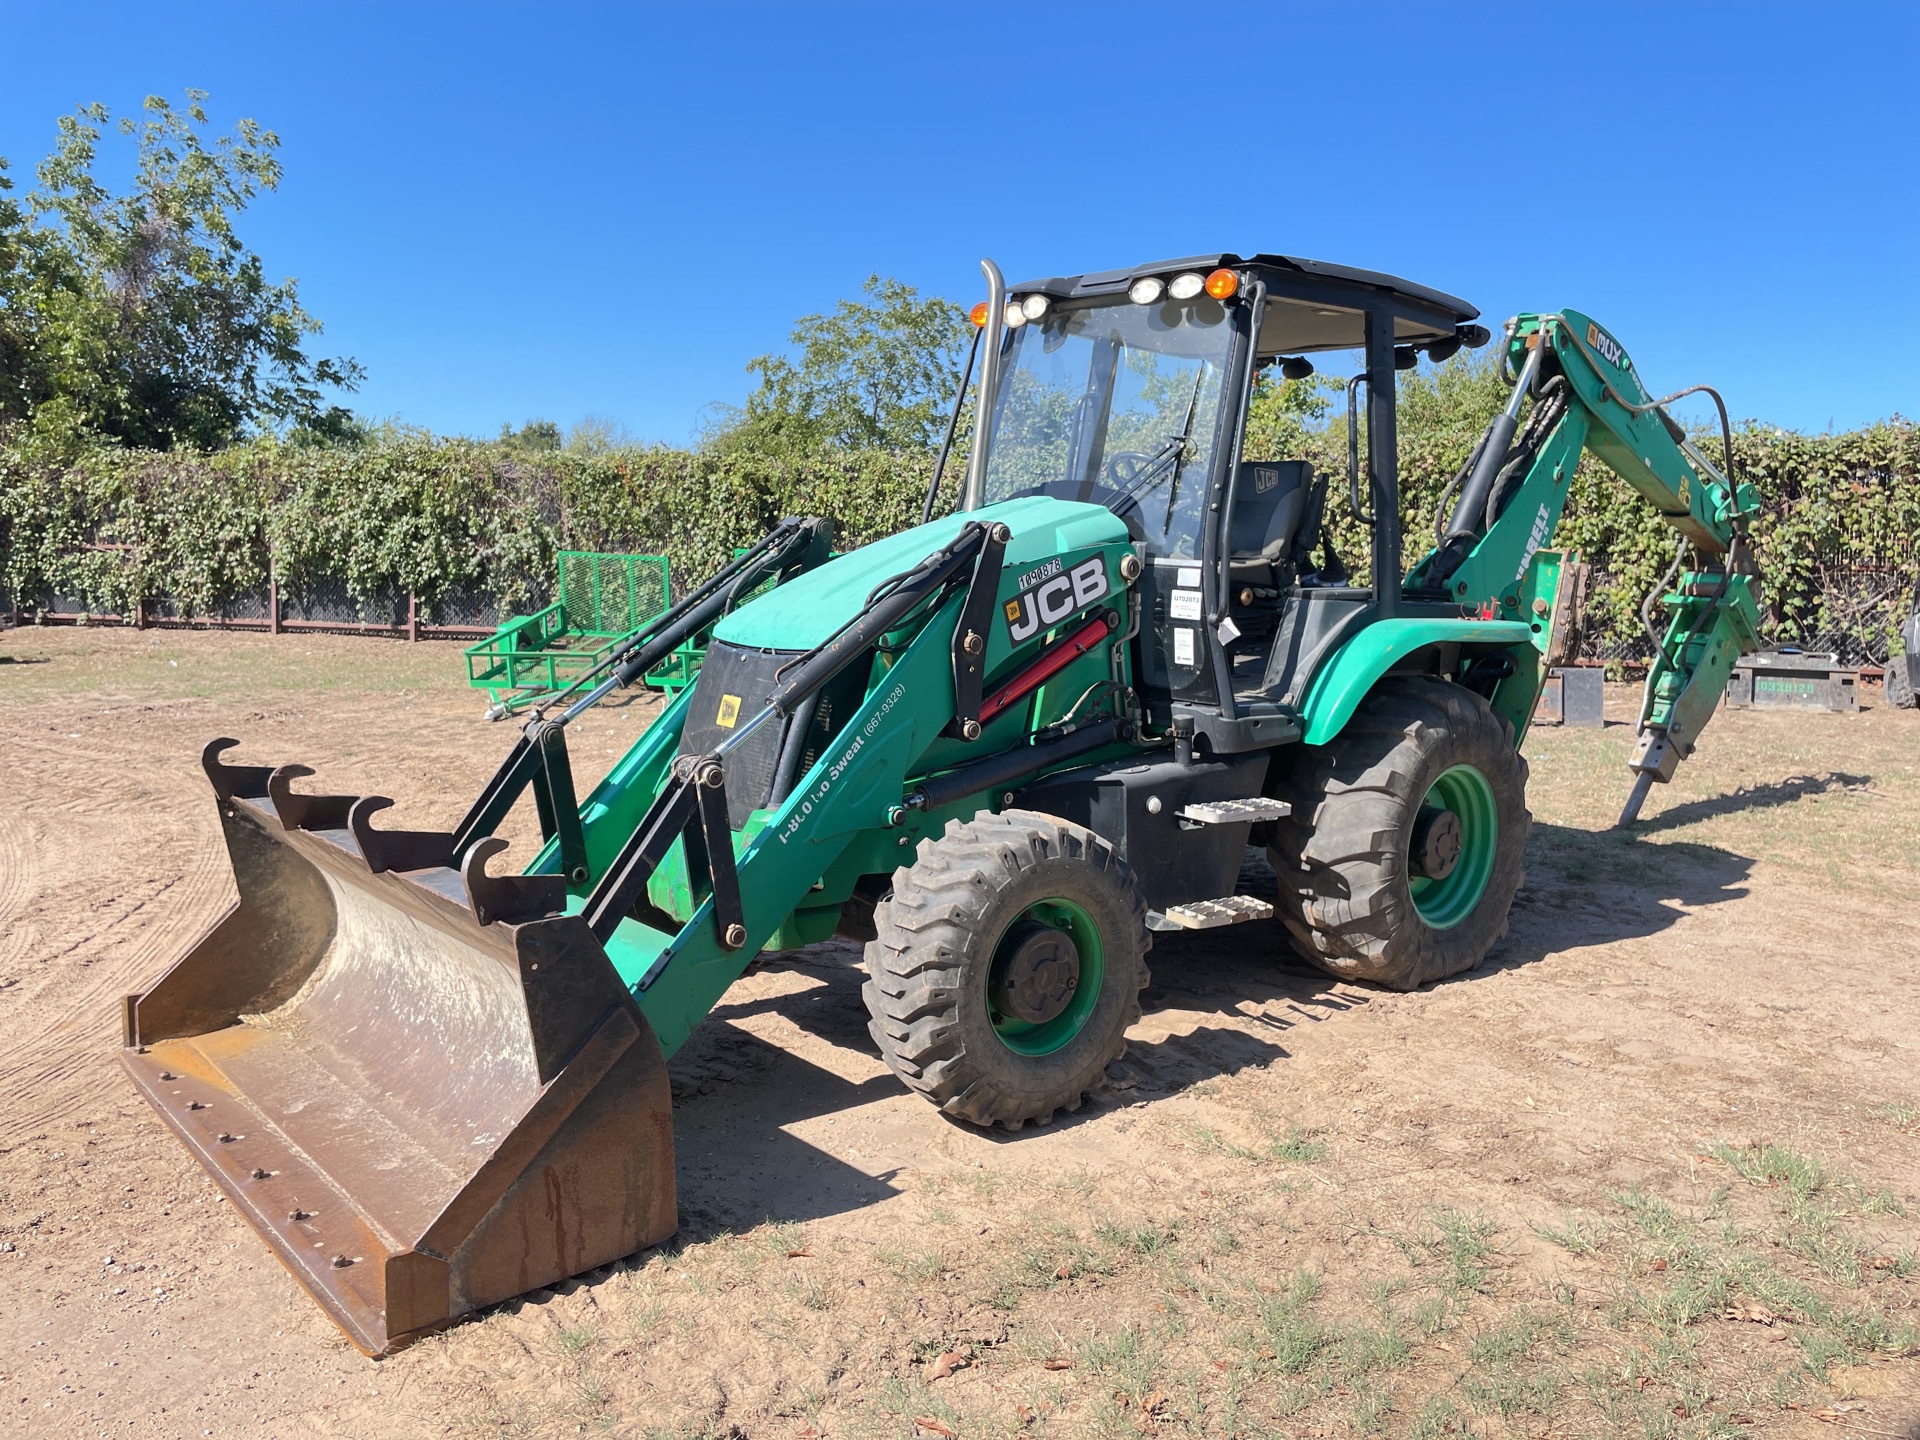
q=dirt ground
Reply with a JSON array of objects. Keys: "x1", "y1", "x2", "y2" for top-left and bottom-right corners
[{"x1": 2, "y1": 626, "x2": 1917, "y2": 1440}]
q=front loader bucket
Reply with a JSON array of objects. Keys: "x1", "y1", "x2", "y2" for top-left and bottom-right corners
[{"x1": 120, "y1": 740, "x2": 677, "y2": 1355}]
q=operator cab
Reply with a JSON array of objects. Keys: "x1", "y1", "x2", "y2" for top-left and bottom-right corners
[{"x1": 965, "y1": 251, "x2": 1487, "y2": 755}]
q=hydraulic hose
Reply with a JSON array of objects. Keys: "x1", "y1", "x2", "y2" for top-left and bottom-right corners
[
  {"x1": 1449, "y1": 345, "x2": 1541, "y2": 540},
  {"x1": 1426, "y1": 345, "x2": 1541, "y2": 585},
  {"x1": 1556, "y1": 320, "x2": 1740, "y2": 499}
]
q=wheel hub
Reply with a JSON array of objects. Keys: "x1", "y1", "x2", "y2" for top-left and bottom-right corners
[
  {"x1": 1411, "y1": 805, "x2": 1463, "y2": 880},
  {"x1": 991, "y1": 921, "x2": 1081, "y2": 1025}
]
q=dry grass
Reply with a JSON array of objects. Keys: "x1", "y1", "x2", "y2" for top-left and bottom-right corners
[
  {"x1": 431, "y1": 1133, "x2": 1918, "y2": 1439},
  {"x1": 6, "y1": 626, "x2": 1917, "y2": 1439}
]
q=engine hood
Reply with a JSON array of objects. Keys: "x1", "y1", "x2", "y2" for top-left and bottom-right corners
[{"x1": 713, "y1": 496, "x2": 1130, "y2": 651}]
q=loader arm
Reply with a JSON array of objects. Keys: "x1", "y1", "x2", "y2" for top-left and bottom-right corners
[{"x1": 1406, "y1": 309, "x2": 1763, "y2": 823}]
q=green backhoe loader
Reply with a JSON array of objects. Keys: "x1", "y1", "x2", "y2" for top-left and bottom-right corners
[{"x1": 121, "y1": 252, "x2": 1764, "y2": 1354}]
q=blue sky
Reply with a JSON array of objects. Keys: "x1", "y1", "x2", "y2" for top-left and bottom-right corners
[{"x1": 2, "y1": 2, "x2": 1915, "y2": 442}]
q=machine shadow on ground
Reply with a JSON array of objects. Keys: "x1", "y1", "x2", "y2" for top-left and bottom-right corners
[
  {"x1": 1629, "y1": 769, "x2": 1872, "y2": 833},
  {"x1": 1482, "y1": 820, "x2": 1754, "y2": 972},
  {"x1": 653, "y1": 820, "x2": 1757, "y2": 1240}
]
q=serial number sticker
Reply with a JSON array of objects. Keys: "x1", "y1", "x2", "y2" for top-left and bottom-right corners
[
  {"x1": 1177, "y1": 567, "x2": 1202, "y2": 588},
  {"x1": 1014, "y1": 558, "x2": 1063, "y2": 592},
  {"x1": 1169, "y1": 589, "x2": 1203, "y2": 621},
  {"x1": 715, "y1": 694, "x2": 742, "y2": 728},
  {"x1": 1172, "y1": 627, "x2": 1196, "y2": 667}
]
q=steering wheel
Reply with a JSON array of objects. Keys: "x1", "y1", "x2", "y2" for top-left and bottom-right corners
[{"x1": 1104, "y1": 451, "x2": 1161, "y2": 488}]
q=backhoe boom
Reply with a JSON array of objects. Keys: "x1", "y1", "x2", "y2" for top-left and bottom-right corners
[{"x1": 1409, "y1": 310, "x2": 1763, "y2": 822}]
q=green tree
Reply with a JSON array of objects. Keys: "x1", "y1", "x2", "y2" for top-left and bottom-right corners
[
  {"x1": 0, "y1": 91, "x2": 361, "y2": 451},
  {"x1": 1241, "y1": 366, "x2": 1337, "y2": 462},
  {"x1": 498, "y1": 419, "x2": 563, "y2": 456},
  {"x1": 711, "y1": 274, "x2": 970, "y2": 455}
]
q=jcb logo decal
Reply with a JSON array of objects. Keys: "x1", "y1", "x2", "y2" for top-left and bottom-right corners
[
  {"x1": 715, "y1": 693, "x2": 741, "y2": 729},
  {"x1": 1005, "y1": 556, "x2": 1109, "y2": 644},
  {"x1": 1586, "y1": 321, "x2": 1627, "y2": 370}
]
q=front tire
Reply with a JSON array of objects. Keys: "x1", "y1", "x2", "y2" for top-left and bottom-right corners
[
  {"x1": 862, "y1": 810, "x2": 1151, "y2": 1130},
  {"x1": 1269, "y1": 677, "x2": 1530, "y2": 990},
  {"x1": 1887, "y1": 654, "x2": 1917, "y2": 710}
]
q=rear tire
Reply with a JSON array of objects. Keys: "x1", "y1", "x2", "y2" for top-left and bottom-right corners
[
  {"x1": 862, "y1": 809, "x2": 1151, "y2": 1130},
  {"x1": 1887, "y1": 654, "x2": 1917, "y2": 710},
  {"x1": 1269, "y1": 676, "x2": 1530, "y2": 990}
]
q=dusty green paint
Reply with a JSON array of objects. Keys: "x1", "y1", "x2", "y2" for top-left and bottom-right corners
[
  {"x1": 1298, "y1": 618, "x2": 1536, "y2": 746},
  {"x1": 716, "y1": 495, "x2": 1128, "y2": 655}
]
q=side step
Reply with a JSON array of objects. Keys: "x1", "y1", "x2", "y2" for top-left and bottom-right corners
[
  {"x1": 1177, "y1": 798, "x2": 1290, "y2": 825},
  {"x1": 1146, "y1": 895, "x2": 1275, "y2": 931}
]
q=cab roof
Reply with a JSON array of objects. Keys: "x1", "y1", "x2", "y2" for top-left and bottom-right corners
[
  {"x1": 1006, "y1": 252, "x2": 1480, "y2": 355},
  {"x1": 1009, "y1": 252, "x2": 1477, "y2": 319}
]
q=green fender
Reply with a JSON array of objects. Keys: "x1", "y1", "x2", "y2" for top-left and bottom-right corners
[{"x1": 1298, "y1": 618, "x2": 1538, "y2": 746}]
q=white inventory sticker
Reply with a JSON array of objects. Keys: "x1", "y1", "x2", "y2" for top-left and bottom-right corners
[
  {"x1": 1177, "y1": 567, "x2": 1202, "y2": 588},
  {"x1": 1172, "y1": 627, "x2": 1196, "y2": 667},
  {"x1": 1169, "y1": 589, "x2": 1203, "y2": 621}
]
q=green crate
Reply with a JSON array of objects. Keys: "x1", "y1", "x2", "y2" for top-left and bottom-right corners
[
  {"x1": 465, "y1": 552, "x2": 695, "y2": 715},
  {"x1": 558, "y1": 552, "x2": 670, "y2": 637}
]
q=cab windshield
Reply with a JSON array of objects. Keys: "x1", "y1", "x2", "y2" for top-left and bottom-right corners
[{"x1": 978, "y1": 295, "x2": 1235, "y2": 560}]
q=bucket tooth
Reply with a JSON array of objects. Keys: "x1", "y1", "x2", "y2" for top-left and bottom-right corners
[
  {"x1": 121, "y1": 739, "x2": 678, "y2": 1355},
  {"x1": 349, "y1": 796, "x2": 456, "y2": 875},
  {"x1": 202, "y1": 737, "x2": 275, "y2": 801},
  {"x1": 462, "y1": 835, "x2": 568, "y2": 926},
  {"x1": 267, "y1": 763, "x2": 359, "y2": 832}
]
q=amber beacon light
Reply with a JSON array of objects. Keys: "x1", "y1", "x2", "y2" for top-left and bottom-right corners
[{"x1": 1205, "y1": 268, "x2": 1240, "y2": 300}]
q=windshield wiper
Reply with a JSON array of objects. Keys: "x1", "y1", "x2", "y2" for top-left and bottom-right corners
[
  {"x1": 1105, "y1": 369, "x2": 1207, "y2": 522},
  {"x1": 1159, "y1": 370, "x2": 1207, "y2": 535}
]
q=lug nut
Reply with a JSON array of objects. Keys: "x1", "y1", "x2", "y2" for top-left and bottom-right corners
[
  {"x1": 723, "y1": 923, "x2": 747, "y2": 950},
  {"x1": 960, "y1": 719, "x2": 981, "y2": 740}
]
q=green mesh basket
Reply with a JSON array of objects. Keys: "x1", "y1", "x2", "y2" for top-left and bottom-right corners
[
  {"x1": 558, "y1": 552, "x2": 671, "y2": 637},
  {"x1": 465, "y1": 551, "x2": 689, "y2": 714}
]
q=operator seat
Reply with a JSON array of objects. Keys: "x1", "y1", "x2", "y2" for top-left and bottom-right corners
[{"x1": 1228, "y1": 461, "x2": 1312, "y2": 591}]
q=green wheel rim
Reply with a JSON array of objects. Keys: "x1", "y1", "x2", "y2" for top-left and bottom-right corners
[
  {"x1": 986, "y1": 898, "x2": 1104, "y2": 1056},
  {"x1": 1409, "y1": 764, "x2": 1498, "y2": 930}
]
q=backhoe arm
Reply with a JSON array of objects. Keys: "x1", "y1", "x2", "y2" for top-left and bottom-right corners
[{"x1": 1408, "y1": 309, "x2": 1763, "y2": 824}]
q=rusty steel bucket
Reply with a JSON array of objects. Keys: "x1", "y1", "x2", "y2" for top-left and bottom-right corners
[{"x1": 120, "y1": 740, "x2": 677, "y2": 1355}]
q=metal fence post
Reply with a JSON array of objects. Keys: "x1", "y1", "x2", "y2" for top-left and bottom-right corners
[
  {"x1": 269, "y1": 552, "x2": 282, "y2": 635},
  {"x1": 407, "y1": 593, "x2": 419, "y2": 643}
]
